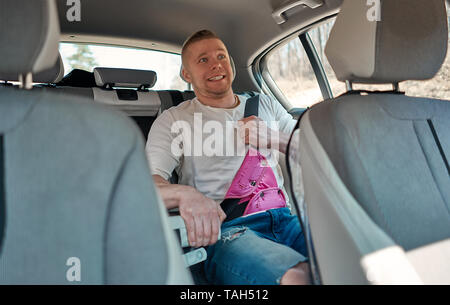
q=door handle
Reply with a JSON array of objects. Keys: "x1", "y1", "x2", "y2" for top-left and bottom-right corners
[{"x1": 272, "y1": 0, "x2": 324, "y2": 24}]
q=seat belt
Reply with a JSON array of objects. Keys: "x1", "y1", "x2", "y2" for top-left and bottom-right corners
[
  {"x1": 243, "y1": 94, "x2": 260, "y2": 118},
  {"x1": 220, "y1": 95, "x2": 260, "y2": 222}
]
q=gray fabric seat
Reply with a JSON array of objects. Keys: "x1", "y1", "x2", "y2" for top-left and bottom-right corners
[
  {"x1": 0, "y1": 0, "x2": 191, "y2": 284},
  {"x1": 309, "y1": 94, "x2": 450, "y2": 250},
  {"x1": 292, "y1": 0, "x2": 450, "y2": 284},
  {"x1": 0, "y1": 53, "x2": 65, "y2": 84}
]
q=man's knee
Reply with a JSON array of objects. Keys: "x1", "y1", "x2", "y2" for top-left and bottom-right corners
[{"x1": 280, "y1": 262, "x2": 310, "y2": 285}]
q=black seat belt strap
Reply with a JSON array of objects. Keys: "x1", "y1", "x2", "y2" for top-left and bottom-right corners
[{"x1": 243, "y1": 94, "x2": 260, "y2": 118}]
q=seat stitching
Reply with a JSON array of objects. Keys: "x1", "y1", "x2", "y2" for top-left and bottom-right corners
[{"x1": 412, "y1": 120, "x2": 450, "y2": 215}]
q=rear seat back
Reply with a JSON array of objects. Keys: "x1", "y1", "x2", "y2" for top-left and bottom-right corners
[
  {"x1": 44, "y1": 67, "x2": 195, "y2": 139},
  {"x1": 158, "y1": 90, "x2": 195, "y2": 113}
]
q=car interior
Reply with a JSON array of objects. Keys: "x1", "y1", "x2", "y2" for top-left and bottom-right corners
[{"x1": 0, "y1": 0, "x2": 449, "y2": 285}]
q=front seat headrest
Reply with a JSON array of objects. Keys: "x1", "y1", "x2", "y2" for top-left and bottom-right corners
[
  {"x1": 0, "y1": 0, "x2": 60, "y2": 87},
  {"x1": 0, "y1": 53, "x2": 65, "y2": 84},
  {"x1": 179, "y1": 56, "x2": 236, "y2": 83},
  {"x1": 325, "y1": 0, "x2": 448, "y2": 84}
]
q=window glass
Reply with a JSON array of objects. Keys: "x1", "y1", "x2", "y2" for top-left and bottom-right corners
[
  {"x1": 59, "y1": 43, "x2": 188, "y2": 90},
  {"x1": 267, "y1": 37, "x2": 322, "y2": 108}
]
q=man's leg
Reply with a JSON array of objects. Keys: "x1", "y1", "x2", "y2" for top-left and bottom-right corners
[
  {"x1": 280, "y1": 262, "x2": 311, "y2": 285},
  {"x1": 270, "y1": 208, "x2": 311, "y2": 284},
  {"x1": 204, "y1": 225, "x2": 308, "y2": 285}
]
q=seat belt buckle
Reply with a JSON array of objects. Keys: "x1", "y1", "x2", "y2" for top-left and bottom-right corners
[
  {"x1": 183, "y1": 248, "x2": 207, "y2": 267},
  {"x1": 168, "y1": 212, "x2": 220, "y2": 267}
]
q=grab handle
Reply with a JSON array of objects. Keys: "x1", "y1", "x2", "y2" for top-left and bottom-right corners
[{"x1": 272, "y1": 0, "x2": 324, "y2": 24}]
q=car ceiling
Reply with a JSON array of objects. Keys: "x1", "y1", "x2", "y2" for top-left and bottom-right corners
[{"x1": 56, "y1": 0, "x2": 341, "y2": 76}]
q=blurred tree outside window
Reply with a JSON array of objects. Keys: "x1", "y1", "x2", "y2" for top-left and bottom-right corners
[
  {"x1": 267, "y1": 37, "x2": 323, "y2": 108},
  {"x1": 66, "y1": 45, "x2": 98, "y2": 72}
]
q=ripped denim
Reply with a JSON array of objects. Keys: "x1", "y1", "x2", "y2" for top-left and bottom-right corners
[{"x1": 204, "y1": 207, "x2": 308, "y2": 285}]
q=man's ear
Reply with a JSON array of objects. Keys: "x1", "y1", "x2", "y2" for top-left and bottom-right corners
[{"x1": 181, "y1": 67, "x2": 192, "y2": 83}]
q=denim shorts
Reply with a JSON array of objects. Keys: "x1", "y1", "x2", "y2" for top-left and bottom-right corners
[{"x1": 204, "y1": 207, "x2": 308, "y2": 285}]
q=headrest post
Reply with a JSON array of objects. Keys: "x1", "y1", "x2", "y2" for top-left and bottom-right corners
[
  {"x1": 345, "y1": 80, "x2": 353, "y2": 92},
  {"x1": 392, "y1": 82, "x2": 400, "y2": 92},
  {"x1": 18, "y1": 73, "x2": 33, "y2": 90}
]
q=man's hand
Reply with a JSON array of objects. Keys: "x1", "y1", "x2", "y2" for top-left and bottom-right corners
[
  {"x1": 178, "y1": 188, "x2": 227, "y2": 248},
  {"x1": 153, "y1": 175, "x2": 226, "y2": 247},
  {"x1": 238, "y1": 115, "x2": 269, "y2": 149},
  {"x1": 237, "y1": 115, "x2": 291, "y2": 153}
]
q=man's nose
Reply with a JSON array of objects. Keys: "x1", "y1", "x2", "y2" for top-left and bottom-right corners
[{"x1": 211, "y1": 59, "x2": 223, "y2": 70}]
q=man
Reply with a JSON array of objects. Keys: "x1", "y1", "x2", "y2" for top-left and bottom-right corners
[{"x1": 146, "y1": 30, "x2": 309, "y2": 285}]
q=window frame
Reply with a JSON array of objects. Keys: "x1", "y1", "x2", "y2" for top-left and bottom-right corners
[{"x1": 253, "y1": 15, "x2": 337, "y2": 112}]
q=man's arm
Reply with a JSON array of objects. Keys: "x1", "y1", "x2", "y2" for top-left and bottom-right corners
[
  {"x1": 237, "y1": 95, "x2": 297, "y2": 153},
  {"x1": 153, "y1": 174, "x2": 192, "y2": 210},
  {"x1": 147, "y1": 111, "x2": 225, "y2": 247},
  {"x1": 153, "y1": 174, "x2": 226, "y2": 247},
  {"x1": 269, "y1": 129, "x2": 292, "y2": 154}
]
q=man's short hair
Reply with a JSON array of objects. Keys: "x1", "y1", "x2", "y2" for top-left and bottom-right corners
[{"x1": 181, "y1": 29, "x2": 220, "y2": 62}]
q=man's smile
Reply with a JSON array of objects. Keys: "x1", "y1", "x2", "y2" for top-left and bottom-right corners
[{"x1": 207, "y1": 75, "x2": 226, "y2": 81}]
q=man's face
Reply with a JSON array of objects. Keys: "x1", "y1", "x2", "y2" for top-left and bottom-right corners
[{"x1": 182, "y1": 38, "x2": 233, "y2": 98}]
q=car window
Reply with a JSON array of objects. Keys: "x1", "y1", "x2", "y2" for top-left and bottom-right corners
[
  {"x1": 267, "y1": 6, "x2": 450, "y2": 107},
  {"x1": 59, "y1": 43, "x2": 188, "y2": 90},
  {"x1": 311, "y1": 8, "x2": 450, "y2": 100},
  {"x1": 266, "y1": 37, "x2": 323, "y2": 109}
]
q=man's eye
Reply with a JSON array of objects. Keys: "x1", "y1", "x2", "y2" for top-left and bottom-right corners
[{"x1": 199, "y1": 58, "x2": 207, "y2": 63}]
